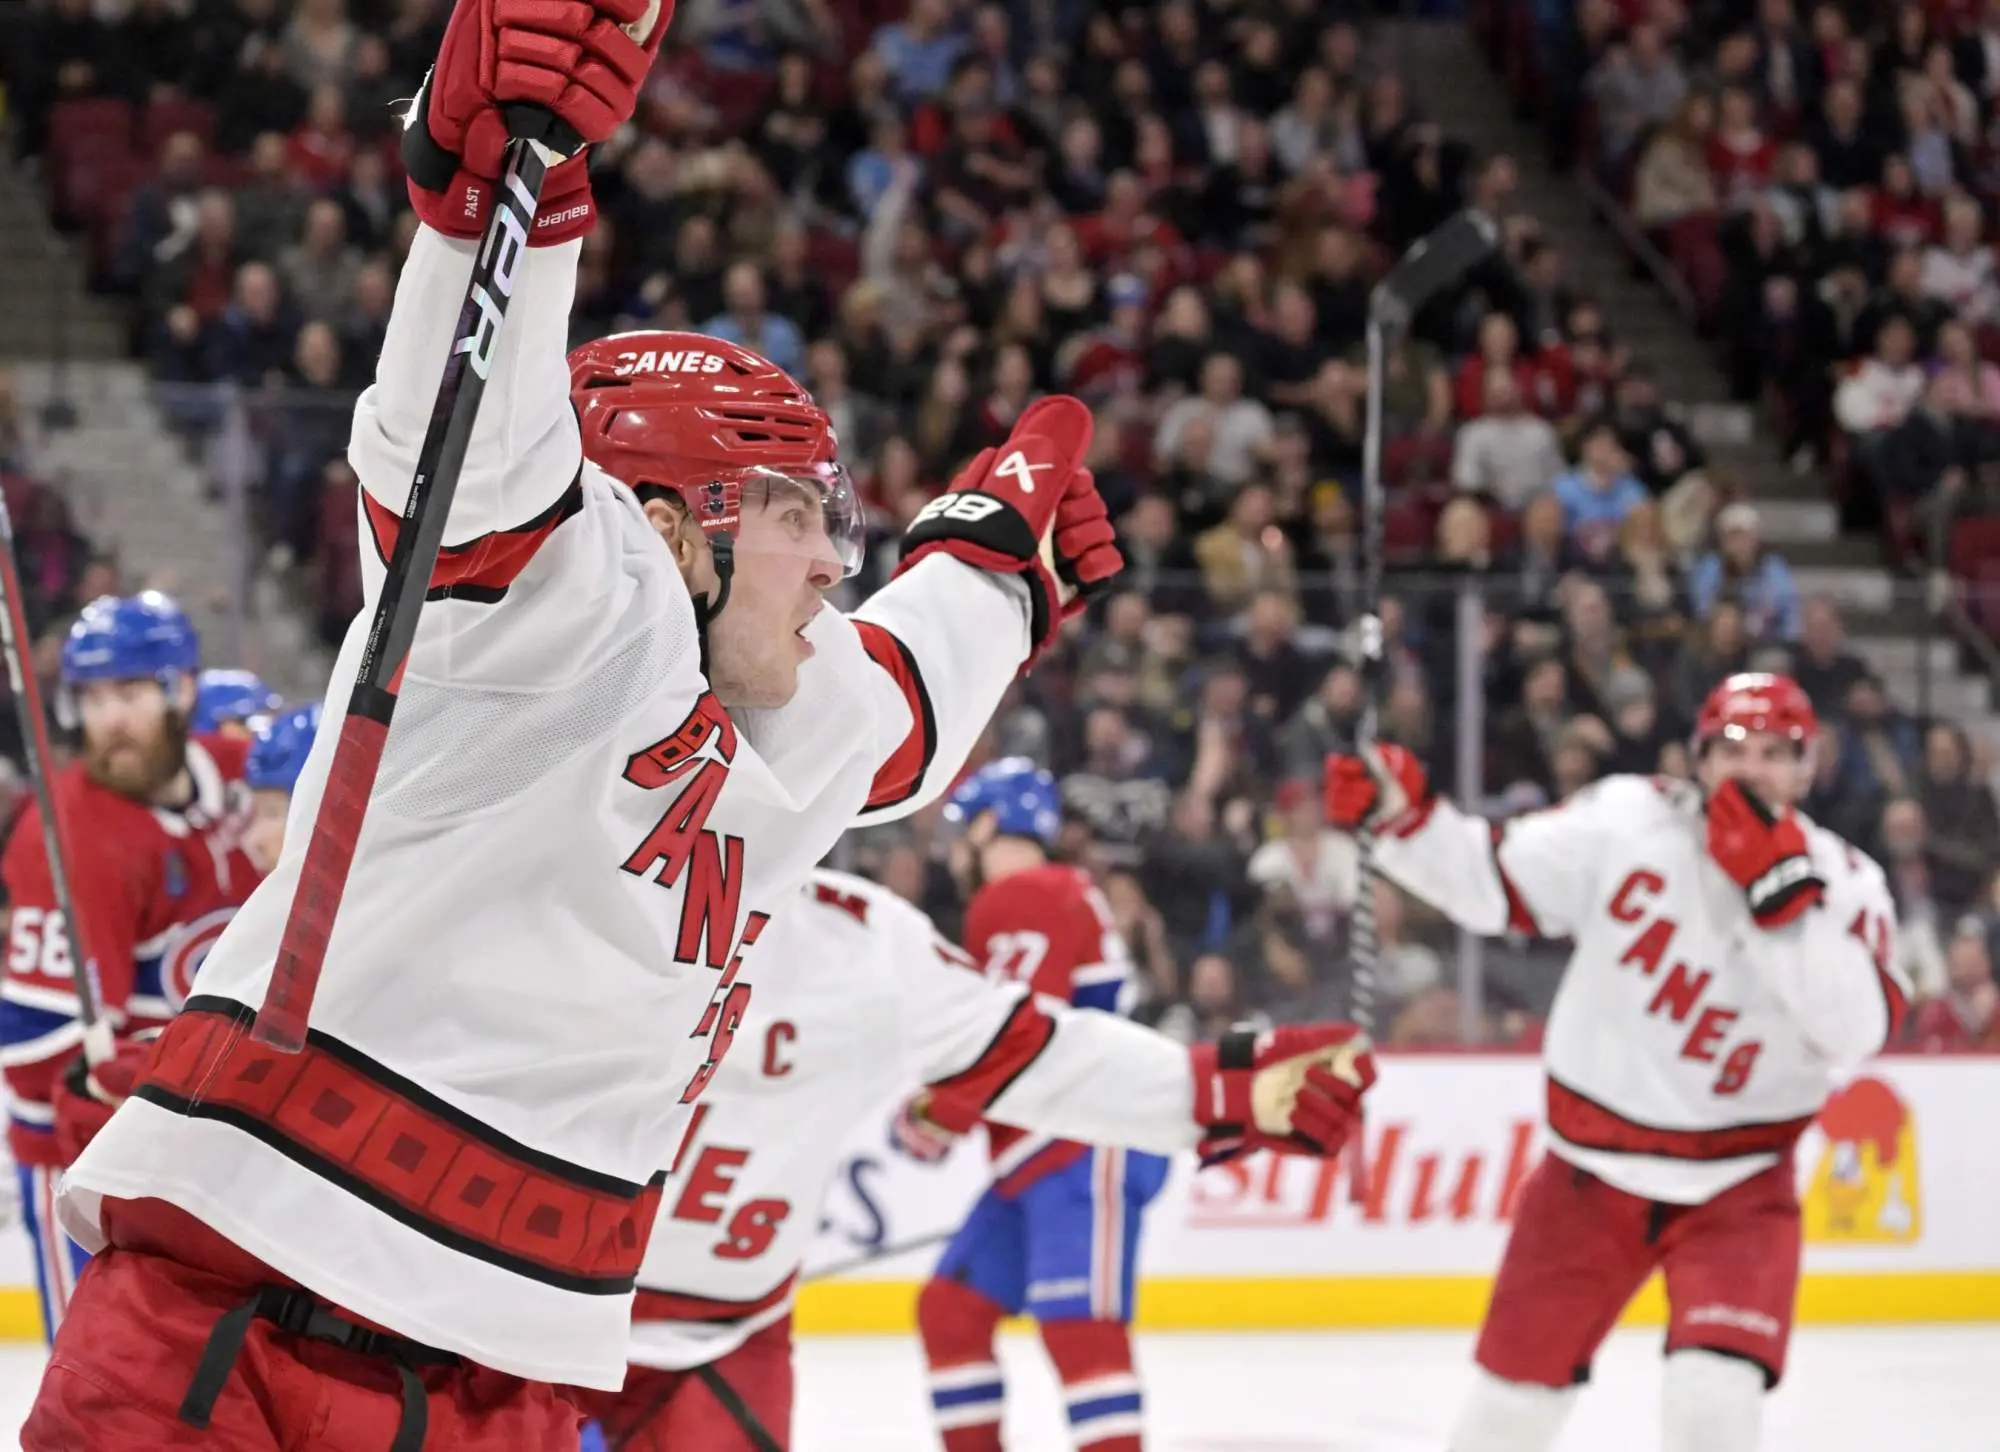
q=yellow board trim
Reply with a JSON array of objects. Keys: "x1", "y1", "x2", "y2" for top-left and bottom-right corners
[
  {"x1": 1, "y1": 1274, "x2": 1990, "y2": 1342},
  {"x1": 791, "y1": 1272, "x2": 2000, "y2": 1336}
]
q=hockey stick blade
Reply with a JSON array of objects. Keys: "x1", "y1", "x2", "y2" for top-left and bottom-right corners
[
  {"x1": 253, "y1": 135, "x2": 554, "y2": 1053},
  {"x1": 0, "y1": 496, "x2": 114, "y2": 1066},
  {"x1": 1371, "y1": 209, "x2": 1499, "y2": 328}
]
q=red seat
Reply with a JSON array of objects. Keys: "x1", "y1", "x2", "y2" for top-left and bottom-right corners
[
  {"x1": 1381, "y1": 497, "x2": 1439, "y2": 559},
  {"x1": 142, "y1": 96, "x2": 217, "y2": 154},
  {"x1": 702, "y1": 70, "x2": 773, "y2": 136},
  {"x1": 47, "y1": 98, "x2": 136, "y2": 222}
]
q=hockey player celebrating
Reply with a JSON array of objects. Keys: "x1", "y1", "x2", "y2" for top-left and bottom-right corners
[
  {"x1": 22, "y1": 0, "x2": 1137, "y2": 1443},
  {"x1": 241, "y1": 701, "x2": 323, "y2": 873},
  {"x1": 190, "y1": 668, "x2": 283, "y2": 739},
  {"x1": 1323, "y1": 672, "x2": 1908, "y2": 1452},
  {"x1": 912, "y1": 759, "x2": 1171, "y2": 1452},
  {"x1": 577, "y1": 867, "x2": 1373, "y2": 1451},
  {"x1": 0, "y1": 592, "x2": 259, "y2": 1341}
]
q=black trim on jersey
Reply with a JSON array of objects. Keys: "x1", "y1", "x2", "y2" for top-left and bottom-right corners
[
  {"x1": 950, "y1": 992, "x2": 1057, "y2": 1112},
  {"x1": 364, "y1": 475, "x2": 586, "y2": 605},
  {"x1": 183, "y1": 995, "x2": 649, "y2": 1197},
  {"x1": 983, "y1": 1010, "x2": 1058, "y2": 1110},
  {"x1": 1667, "y1": 1343, "x2": 1781, "y2": 1391},
  {"x1": 864, "y1": 628, "x2": 938, "y2": 813},
  {"x1": 133, "y1": 1081, "x2": 641, "y2": 1296}
]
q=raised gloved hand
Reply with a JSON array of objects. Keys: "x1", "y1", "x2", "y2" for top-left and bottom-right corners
[
  {"x1": 54, "y1": 1036, "x2": 156, "y2": 1164},
  {"x1": 1706, "y1": 778, "x2": 1825, "y2": 928},
  {"x1": 1190, "y1": 1024, "x2": 1376, "y2": 1165},
  {"x1": 1322, "y1": 742, "x2": 1431, "y2": 836},
  {"x1": 898, "y1": 397, "x2": 1124, "y2": 660},
  {"x1": 888, "y1": 1093, "x2": 957, "y2": 1164},
  {"x1": 404, "y1": 0, "x2": 671, "y2": 246}
]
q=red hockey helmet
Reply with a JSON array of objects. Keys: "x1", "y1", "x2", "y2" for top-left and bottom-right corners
[
  {"x1": 1694, "y1": 672, "x2": 1819, "y2": 754},
  {"x1": 567, "y1": 331, "x2": 863, "y2": 579}
]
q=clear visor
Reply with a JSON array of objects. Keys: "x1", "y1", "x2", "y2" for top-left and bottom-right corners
[{"x1": 729, "y1": 464, "x2": 866, "y2": 579}]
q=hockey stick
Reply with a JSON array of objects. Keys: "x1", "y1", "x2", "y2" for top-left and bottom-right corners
[
  {"x1": 252, "y1": 122, "x2": 557, "y2": 1052},
  {"x1": 802, "y1": 1228, "x2": 958, "y2": 1284},
  {"x1": 1346, "y1": 209, "x2": 1497, "y2": 1197},
  {"x1": 0, "y1": 494, "x2": 113, "y2": 1068}
]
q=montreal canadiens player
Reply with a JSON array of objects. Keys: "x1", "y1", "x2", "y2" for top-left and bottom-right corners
[
  {"x1": 0, "y1": 592, "x2": 258, "y2": 1341},
  {"x1": 907, "y1": 760, "x2": 1170, "y2": 1452},
  {"x1": 241, "y1": 701, "x2": 323, "y2": 874},
  {"x1": 189, "y1": 668, "x2": 283, "y2": 739},
  {"x1": 573, "y1": 867, "x2": 1373, "y2": 1451},
  {"x1": 1324, "y1": 672, "x2": 1908, "y2": 1452},
  {"x1": 23, "y1": 0, "x2": 1134, "y2": 1445}
]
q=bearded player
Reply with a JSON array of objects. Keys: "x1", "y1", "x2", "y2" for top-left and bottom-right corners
[
  {"x1": 23, "y1": 0, "x2": 1133, "y2": 1442},
  {"x1": 0, "y1": 592, "x2": 259, "y2": 1342},
  {"x1": 903, "y1": 759, "x2": 1172, "y2": 1452},
  {"x1": 574, "y1": 867, "x2": 1373, "y2": 1451},
  {"x1": 1324, "y1": 673, "x2": 1907, "y2": 1452}
]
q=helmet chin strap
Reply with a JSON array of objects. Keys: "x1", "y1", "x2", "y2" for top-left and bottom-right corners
[{"x1": 693, "y1": 534, "x2": 735, "y2": 679}]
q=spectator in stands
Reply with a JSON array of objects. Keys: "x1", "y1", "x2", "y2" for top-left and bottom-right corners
[
  {"x1": 1489, "y1": 654, "x2": 1569, "y2": 800},
  {"x1": 1791, "y1": 596, "x2": 1871, "y2": 715},
  {"x1": 1912, "y1": 919, "x2": 2000, "y2": 1049},
  {"x1": 115, "y1": 131, "x2": 211, "y2": 296},
  {"x1": 1690, "y1": 502, "x2": 1802, "y2": 640},
  {"x1": 1552, "y1": 419, "x2": 1648, "y2": 542},
  {"x1": 1928, "y1": 319, "x2": 2000, "y2": 470},
  {"x1": 1921, "y1": 193, "x2": 1997, "y2": 322},
  {"x1": 207, "y1": 260, "x2": 298, "y2": 388},
  {"x1": 288, "y1": 83, "x2": 356, "y2": 192},
  {"x1": 1842, "y1": 674, "x2": 1921, "y2": 799},
  {"x1": 283, "y1": 0, "x2": 358, "y2": 91},
  {"x1": 1156, "y1": 352, "x2": 1276, "y2": 489},
  {"x1": 701, "y1": 261, "x2": 805, "y2": 378},
  {"x1": 235, "y1": 133, "x2": 315, "y2": 264},
  {"x1": 1708, "y1": 86, "x2": 1777, "y2": 208},
  {"x1": 1836, "y1": 314, "x2": 1947, "y2": 503},
  {"x1": 1609, "y1": 500, "x2": 1688, "y2": 673},
  {"x1": 1865, "y1": 247, "x2": 1953, "y2": 355},
  {"x1": 144, "y1": 190, "x2": 243, "y2": 333},
  {"x1": 218, "y1": 36, "x2": 310, "y2": 158},
  {"x1": 1246, "y1": 778, "x2": 1357, "y2": 945},
  {"x1": 1671, "y1": 597, "x2": 1752, "y2": 723},
  {"x1": 1194, "y1": 482, "x2": 1295, "y2": 617},
  {"x1": 1882, "y1": 793, "x2": 1949, "y2": 994},
  {"x1": 1156, "y1": 951, "x2": 1270, "y2": 1045},
  {"x1": 1805, "y1": 727, "x2": 1888, "y2": 859},
  {"x1": 279, "y1": 199, "x2": 363, "y2": 326},
  {"x1": 873, "y1": 0, "x2": 963, "y2": 104},
  {"x1": 1609, "y1": 365, "x2": 1705, "y2": 500},
  {"x1": 1805, "y1": 78, "x2": 1881, "y2": 192},
  {"x1": 339, "y1": 259, "x2": 392, "y2": 389},
  {"x1": 1587, "y1": 23, "x2": 1689, "y2": 165},
  {"x1": 1916, "y1": 724, "x2": 2000, "y2": 918},
  {"x1": 1451, "y1": 369, "x2": 1563, "y2": 510},
  {"x1": 1633, "y1": 93, "x2": 1719, "y2": 231}
]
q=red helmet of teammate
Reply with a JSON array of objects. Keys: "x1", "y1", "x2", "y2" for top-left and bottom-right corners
[
  {"x1": 1693, "y1": 672, "x2": 1819, "y2": 755},
  {"x1": 566, "y1": 331, "x2": 863, "y2": 598}
]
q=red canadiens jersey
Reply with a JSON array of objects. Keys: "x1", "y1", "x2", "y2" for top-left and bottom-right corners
[
  {"x1": 0, "y1": 737, "x2": 257, "y2": 1165},
  {"x1": 960, "y1": 863, "x2": 1135, "y2": 1191}
]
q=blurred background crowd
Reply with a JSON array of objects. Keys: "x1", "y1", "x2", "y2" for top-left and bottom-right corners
[{"x1": 0, "y1": 0, "x2": 1997, "y2": 1052}]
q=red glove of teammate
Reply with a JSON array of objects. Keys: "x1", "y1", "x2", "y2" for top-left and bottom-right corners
[
  {"x1": 1706, "y1": 778, "x2": 1825, "y2": 928},
  {"x1": 1190, "y1": 1024, "x2": 1376, "y2": 1165},
  {"x1": 898, "y1": 397, "x2": 1123, "y2": 660},
  {"x1": 53, "y1": 1036, "x2": 156, "y2": 1164},
  {"x1": 404, "y1": 0, "x2": 670, "y2": 246},
  {"x1": 888, "y1": 1093, "x2": 957, "y2": 1164},
  {"x1": 1322, "y1": 743, "x2": 1431, "y2": 835}
]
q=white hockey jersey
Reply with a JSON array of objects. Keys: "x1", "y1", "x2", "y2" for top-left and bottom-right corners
[
  {"x1": 56, "y1": 228, "x2": 1031, "y2": 1389},
  {"x1": 1371, "y1": 774, "x2": 1908, "y2": 1204},
  {"x1": 627, "y1": 869, "x2": 1200, "y2": 1371}
]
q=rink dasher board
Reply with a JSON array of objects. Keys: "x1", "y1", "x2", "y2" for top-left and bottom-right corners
[{"x1": 0, "y1": 1056, "x2": 1992, "y2": 1340}]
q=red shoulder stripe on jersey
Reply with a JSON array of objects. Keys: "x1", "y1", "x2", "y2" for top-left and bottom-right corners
[
  {"x1": 853, "y1": 622, "x2": 938, "y2": 812},
  {"x1": 135, "y1": 997, "x2": 661, "y2": 1294},
  {"x1": 633, "y1": 1272, "x2": 797, "y2": 1325},
  {"x1": 1546, "y1": 1076, "x2": 1815, "y2": 1161},
  {"x1": 921, "y1": 995, "x2": 1056, "y2": 1133},
  {"x1": 1490, "y1": 824, "x2": 1544, "y2": 937},
  {"x1": 364, "y1": 475, "x2": 584, "y2": 603},
  {"x1": 1874, "y1": 961, "x2": 1910, "y2": 1048}
]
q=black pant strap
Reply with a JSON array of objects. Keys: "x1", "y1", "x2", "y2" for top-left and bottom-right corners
[{"x1": 178, "y1": 1284, "x2": 453, "y2": 1451}]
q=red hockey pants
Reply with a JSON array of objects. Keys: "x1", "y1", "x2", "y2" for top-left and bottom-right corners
[{"x1": 572, "y1": 1315, "x2": 794, "y2": 1451}]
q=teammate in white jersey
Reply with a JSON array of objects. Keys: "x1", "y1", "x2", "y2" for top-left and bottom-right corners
[
  {"x1": 24, "y1": 0, "x2": 1126, "y2": 1444},
  {"x1": 566, "y1": 869, "x2": 1374, "y2": 1451},
  {"x1": 1324, "y1": 672, "x2": 1908, "y2": 1452}
]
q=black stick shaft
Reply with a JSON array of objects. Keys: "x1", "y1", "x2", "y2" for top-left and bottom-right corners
[{"x1": 253, "y1": 136, "x2": 553, "y2": 1053}]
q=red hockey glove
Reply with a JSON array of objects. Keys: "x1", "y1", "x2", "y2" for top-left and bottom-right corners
[
  {"x1": 889, "y1": 1094, "x2": 956, "y2": 1164},
  {"x1": 53, "y1": 1036, "x2": 156, "y2": 1164},
  {"x1": 404, "y1": 0, "x2": 670, "y2": 246},
  {"x1": 1706, "y1": 778, "x2": 1825, "y2": 928},
  {"x1": 1323, "y1": 743, "x2": 1430, "y2": 835},
  {"x1": 1190, "y1": 1024, "x2": 1376, "y2": 1165},
  {"x1": 898, "y1": 396, "x2": 1119, "y2": 660}
]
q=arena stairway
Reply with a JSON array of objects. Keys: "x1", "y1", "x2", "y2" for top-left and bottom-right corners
[
  {"x1": 1385, "y1": 20, "x2": 1988, "y2": 728},
  {"x1": 0, "y1": 159, "x2": 328, "y2": 698}
]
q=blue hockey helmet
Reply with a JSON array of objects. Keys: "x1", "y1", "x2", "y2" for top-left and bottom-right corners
[
  {"x1": 941, "y1": 757, "x2": 1062, "y2": 845},
  {"x1": 191, "y1": 669, "x2": 283, "y2": 733},
  {"x1": 246, "y1": 701, "x2": 323, "y2": 794},
  {"x1": 60, "y1": 592, "x2": 200, "y2": 696}
]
